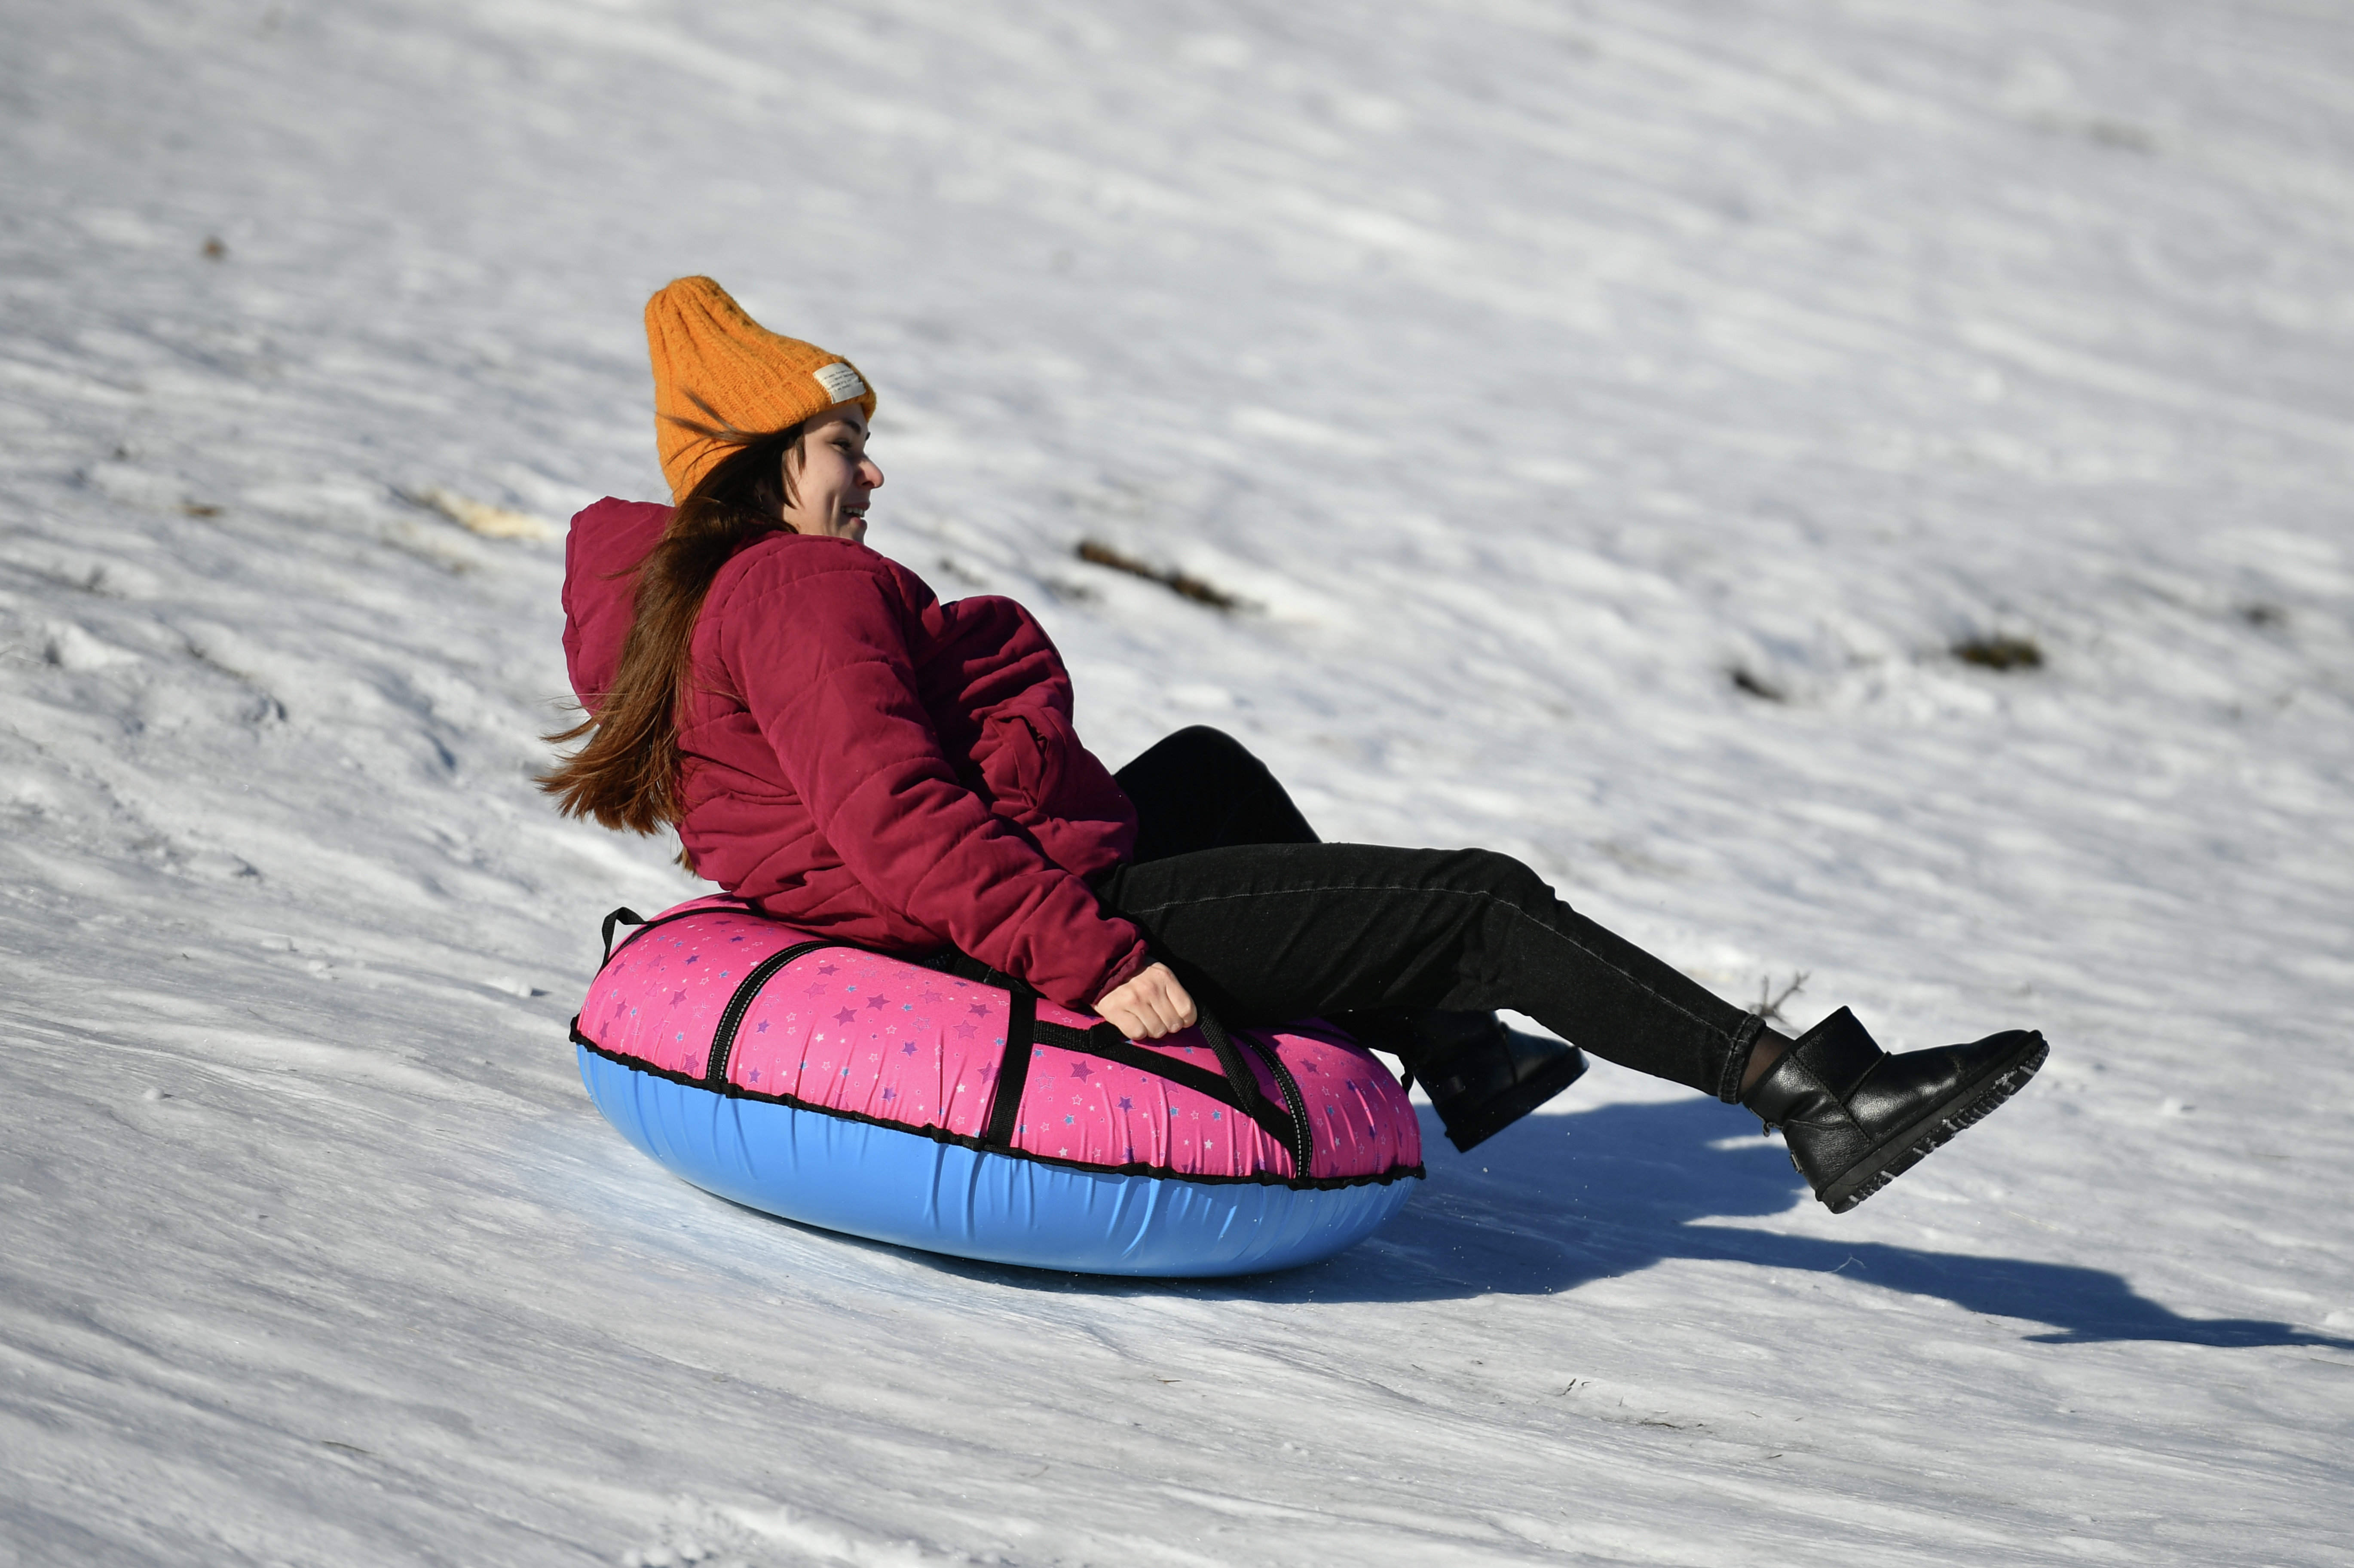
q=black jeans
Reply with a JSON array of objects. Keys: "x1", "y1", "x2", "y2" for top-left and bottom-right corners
[{"x1": 1100, "y1": 727, "x2": 1763, "y2": 1102}]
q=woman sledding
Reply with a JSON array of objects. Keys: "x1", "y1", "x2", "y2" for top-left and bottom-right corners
[{"x1": 544, "y1": 276, "x2": 2047, "y2": 1215}]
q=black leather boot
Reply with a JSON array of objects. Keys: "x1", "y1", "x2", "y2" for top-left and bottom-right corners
[
  {"x1": 1742, "y1": 1007, "x2": 2048, "y2": 1213},
  {"x1": 1408, "y1": 1010, "x2": 1590, "y2": 1154}
]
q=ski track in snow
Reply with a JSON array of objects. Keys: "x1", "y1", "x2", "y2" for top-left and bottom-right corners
[{"x1": 4, "y1": 0, "x2": 2351, "y2": 1563}]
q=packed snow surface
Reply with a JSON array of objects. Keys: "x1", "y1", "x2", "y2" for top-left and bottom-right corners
[{"x1": 5, "y1": 0, "x2": 2352, "y2": 1562}]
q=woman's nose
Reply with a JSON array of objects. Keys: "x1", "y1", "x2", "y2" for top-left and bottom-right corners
[{"x1": 861, "y1": 460, "x2": 885, "y2": 489}]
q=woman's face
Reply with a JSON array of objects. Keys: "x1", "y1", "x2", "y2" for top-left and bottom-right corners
[{"x1": 780, "y1": 407, "x2": 883, "y2": 543}]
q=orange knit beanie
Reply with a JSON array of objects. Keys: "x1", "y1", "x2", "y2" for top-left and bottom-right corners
[{"x1": 643, "y1": 276, "x2": 877, "y2": 502}]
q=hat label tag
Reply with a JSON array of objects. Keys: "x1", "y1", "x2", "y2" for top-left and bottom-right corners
[{"x1": 813, "y1": 362, "x2": 868, "y2": 403}]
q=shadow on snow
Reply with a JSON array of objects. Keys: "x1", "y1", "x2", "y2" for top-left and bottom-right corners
[{"x1": 917, "y1": 1094, "x2": 2352, "y2": 1350}]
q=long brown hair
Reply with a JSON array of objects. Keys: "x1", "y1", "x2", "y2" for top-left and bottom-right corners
[{"x1": 539, "y1": 422, "x2": 806, "y2": 832}]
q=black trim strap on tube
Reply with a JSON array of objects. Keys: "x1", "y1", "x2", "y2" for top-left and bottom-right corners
[
  {"x1": 918, "y1": 944, "x2": 1305, "y2": 1161},
  {"x1": 704, "y1": 939, "x2": 841, "y2": 1088},
  {"x1": 1196, "y1": 1008, "x2": 1313, "y2": 1178},
  {"x1": 1242, "y1": 1027, "x2": 1316, "y2": 1178},
  {"x1": 1032, "y1": 1020, "x2": 1297, "y2": 1150},
  {"x1": 982, "y1": 989, "x2": 1037, "y2": 1149}
]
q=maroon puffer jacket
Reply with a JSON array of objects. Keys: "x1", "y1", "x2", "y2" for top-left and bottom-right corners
[{"x1": 560, "y1": 498, "x2": 1152, "y2": 1009}]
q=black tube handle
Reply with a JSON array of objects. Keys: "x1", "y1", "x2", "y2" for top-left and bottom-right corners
[{"x1": 600, "y1": 906, "x2": 646, "y2": 966}]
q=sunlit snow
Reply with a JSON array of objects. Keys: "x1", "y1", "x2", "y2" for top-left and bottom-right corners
[{"x1": 4, "y1": 1, "x2": 2351, "y2": 1563}]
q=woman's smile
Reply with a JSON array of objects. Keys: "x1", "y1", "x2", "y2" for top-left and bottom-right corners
[{"x1": 780, "y1": 406, "x2": 882, "y2": 542}]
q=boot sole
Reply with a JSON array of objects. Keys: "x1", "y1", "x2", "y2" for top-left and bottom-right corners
[
  {"x1": 1442, "y1": 1039, "x2": 1590, "y2": 1154},
  {"x1": 1818, "y1": 1033, "x2": 2049, "y2": 1213}
]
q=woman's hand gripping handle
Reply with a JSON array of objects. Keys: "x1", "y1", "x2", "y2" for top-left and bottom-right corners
[{"x1": 1094, "y1": 961, "x2": 1197, "y2": 1041}]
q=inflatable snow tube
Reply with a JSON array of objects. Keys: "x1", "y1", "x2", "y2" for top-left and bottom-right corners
[{"x1": 571, "y1": 897, "x2": 1423, "y2": 1277}]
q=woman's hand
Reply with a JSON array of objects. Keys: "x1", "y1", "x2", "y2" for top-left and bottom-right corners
[{"x1": 1095, "y1": 962, "x2": 1197, "y2": 1040}]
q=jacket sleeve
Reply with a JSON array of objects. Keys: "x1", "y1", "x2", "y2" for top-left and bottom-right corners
[{"x1": 715, "y1": 553, "x2": 1154, "y2": 1010}]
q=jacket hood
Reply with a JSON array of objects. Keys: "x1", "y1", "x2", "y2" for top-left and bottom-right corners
[{"x1": 561, "y1": 497, "x2": 670, "y2": 708}]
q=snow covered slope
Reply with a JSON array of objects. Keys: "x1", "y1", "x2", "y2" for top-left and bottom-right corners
[{"x1": 5, "y1": 0, "x2": 2351, "y2": 1562}]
